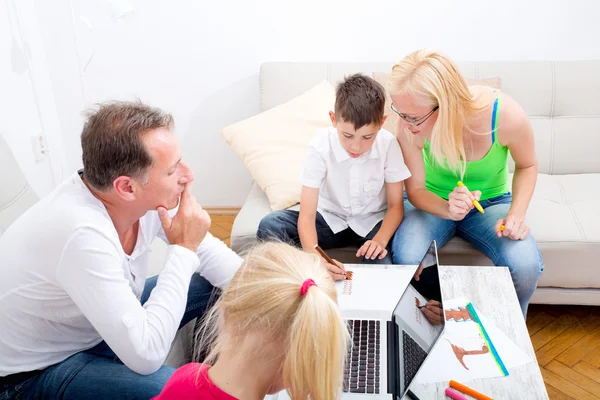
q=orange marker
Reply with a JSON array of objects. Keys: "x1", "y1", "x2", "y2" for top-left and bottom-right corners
[{"x1": 449, "y1": 380, "x2": 493, "y2": 400}]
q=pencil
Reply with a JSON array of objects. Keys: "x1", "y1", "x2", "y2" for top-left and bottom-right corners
[
  {"x1": 314, "y1": 244, "x2": 335, "y2": 265},
  {"x1": 314, "y1": 244, "x2": 347, "y2": 278}
]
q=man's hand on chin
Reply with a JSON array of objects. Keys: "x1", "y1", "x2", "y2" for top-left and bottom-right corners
[{"x1": 157, "y1": 183, "x2": 211, "y2": 252}]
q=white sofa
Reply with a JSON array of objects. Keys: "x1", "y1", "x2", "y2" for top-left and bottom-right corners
[
  {"x1": 231, "y1": 61, "x2": 600, "y2": 306},
  {"x1": 0, "y1": 135, "x2": 191, "y2": 367}
]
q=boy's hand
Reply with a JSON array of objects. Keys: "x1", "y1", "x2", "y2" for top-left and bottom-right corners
[
  {"x1": 356, "y1": 240, "x2": 388, "y2": 260},
  {"x1": 323, "y1": 259, "x2": 346, "y2": 281}
]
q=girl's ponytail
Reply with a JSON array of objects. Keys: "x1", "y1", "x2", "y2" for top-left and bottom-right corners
[{"x1": 284, "y1": 279, "x2": 349, "y2": 400}]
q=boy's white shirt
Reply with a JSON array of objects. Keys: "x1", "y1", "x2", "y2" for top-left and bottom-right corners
[{"x1": 301, "y1": 127, "x2": 411, "y2": 238}]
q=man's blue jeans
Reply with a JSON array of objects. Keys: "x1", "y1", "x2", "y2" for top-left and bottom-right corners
[
  {"x1": 0, "y1": 273, "x2": 216, "y2": 400},
  {"x1": 391, "y1": 193, "x2": 544, "y2": 317}
]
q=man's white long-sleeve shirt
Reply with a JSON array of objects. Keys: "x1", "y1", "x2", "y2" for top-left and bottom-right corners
[{"x1": 0, "y1": 172, "x2": 242, "y2": 376}]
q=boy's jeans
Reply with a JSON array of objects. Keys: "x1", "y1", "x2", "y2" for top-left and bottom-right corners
[
  {"x1": 257, "y1": 210, "x2": 393, "y2": 264},
  {"x1": 0, "y1": 274, "x2": 217, "y2": 400},
  {"x1": 391, "y1": 193, "x2": 544, "y2": 317}
]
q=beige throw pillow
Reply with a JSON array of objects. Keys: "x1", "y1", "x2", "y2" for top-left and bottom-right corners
[
  {"x1": 372, "y1": 72, "x2": 501, "y2": 135},
  {"x1": 221, "y1": 80, "x2": 336, "y2": 211}
]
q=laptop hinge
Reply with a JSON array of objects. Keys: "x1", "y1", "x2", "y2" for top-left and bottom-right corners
[{"x1": 387, "y1": 320, "x2": 398, "y2": 396}]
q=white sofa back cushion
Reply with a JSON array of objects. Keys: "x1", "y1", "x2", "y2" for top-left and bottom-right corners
[{"x1": 260, "y1": 61, "x2": 600, "y2": 175}]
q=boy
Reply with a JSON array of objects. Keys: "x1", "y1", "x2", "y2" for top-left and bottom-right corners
[{"x1": 257, "y1": 74, "x2": 411, "y2": 280}]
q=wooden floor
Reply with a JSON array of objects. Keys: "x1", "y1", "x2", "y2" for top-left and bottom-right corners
[
  {"x1": 208, "y1": 213, "x2": 600, "y2": 400},
  {"x1": 209, "y1": 214, "x2": 234, "y2": 248},
  {"x1": 527, "y1": 304, "x2": 600, "y2": 399}
]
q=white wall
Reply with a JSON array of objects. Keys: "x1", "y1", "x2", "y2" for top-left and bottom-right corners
[
  {"x1": 1, "y1": 0, "x2": 66, "y2": 197},
  {"x1": 6, "y1": 0, "x2": 600, "y2": 205}
]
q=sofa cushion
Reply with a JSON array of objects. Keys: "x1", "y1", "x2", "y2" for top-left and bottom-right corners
[
  {"x1": 231, "y1": 173, "x2": 600, "y2": 290},
  {"x1": 231, "y1": 181, "x2": 274, "y2": 254},
  {"x1": 221, "y1": 81, "x2": 335, "y2": 211},
  {"x1": 526, "y1": 173, "x2": 600, "y2": 288}
]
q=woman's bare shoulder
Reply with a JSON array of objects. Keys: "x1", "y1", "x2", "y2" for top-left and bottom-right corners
[{"x1": 496, "y1": 92, "x2": 532, "y2": 145}]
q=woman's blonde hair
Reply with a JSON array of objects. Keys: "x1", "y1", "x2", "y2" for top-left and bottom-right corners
[
  {"x1": 388, "y1": 49, "x2": 495, "y2": 178},
  {"x1": 194, "y1": 241, "x2": 349, "y2": 400}
]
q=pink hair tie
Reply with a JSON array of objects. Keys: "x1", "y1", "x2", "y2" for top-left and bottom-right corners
[{"x1": 300, "y1": 279, "x2": 317, "y2": 296}]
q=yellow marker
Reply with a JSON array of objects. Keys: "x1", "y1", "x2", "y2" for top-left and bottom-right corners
[
  {"x1": 500, "y1": 225, "x2": 505, "y2": 231},
  {"x1": 457, "y1": 181, "x2": 484, "y2": 214}
]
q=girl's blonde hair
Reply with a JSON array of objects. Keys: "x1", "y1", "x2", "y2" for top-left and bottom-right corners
[
  {"x1": 388, "y1": 49, "x2": 495, "y2": 178},
  {"x1": 194, "y1": 241, "x2": 349, "y2": 400}
]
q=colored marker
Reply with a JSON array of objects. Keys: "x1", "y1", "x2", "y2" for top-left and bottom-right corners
[
  {"x1": 457, "y1": 181, "x2": 484, "y2": 214},
  {"x1": 445, "y1": 388, "x2": 468, "y2": 400},
  {"x1": 449, "y1": 380, "x2": 493, "y2": 400}
]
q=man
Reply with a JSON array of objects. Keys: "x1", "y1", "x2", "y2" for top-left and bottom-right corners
[{"x1": 0, "y1": 101, "x2": 242, "y2": 399}]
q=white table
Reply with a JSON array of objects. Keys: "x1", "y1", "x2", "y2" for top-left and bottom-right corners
[
  {"x1": 409, "y1": 265, "x2": 548, "y2": 399},
  {"x1": 268, "y1": 265, "x2": 548, "y2": 399}
]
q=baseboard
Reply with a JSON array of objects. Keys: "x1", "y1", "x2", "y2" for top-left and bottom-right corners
[
  {"x1": 531, "y1": 287, "x2": 600, "y2": 306},
  {"x1": 204, "y1": 207, "x2": 241, "y2": 215}
]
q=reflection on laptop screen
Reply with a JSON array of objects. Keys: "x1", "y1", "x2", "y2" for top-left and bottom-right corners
[{"x1": 392, "y1": 241, "x2": 445, "y2": 397}]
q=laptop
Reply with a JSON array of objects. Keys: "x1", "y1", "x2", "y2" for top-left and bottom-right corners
[{"x1": 341, "y1": 240, "x2": 445, "y2": 399}]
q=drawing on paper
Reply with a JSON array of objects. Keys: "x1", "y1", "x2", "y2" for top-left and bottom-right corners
[
  {"x1": 442, "y1": 305, "x2": 493, "y2": 370},
  {"x1": 444, "y1": 337, "x2": 490, "y2": 370},
  {"x1": 413, "y1": 298, "x2": 531, "y2": 385},
  {"x1": 445, "y1": 306, "x2": 472, "y2": 322}
]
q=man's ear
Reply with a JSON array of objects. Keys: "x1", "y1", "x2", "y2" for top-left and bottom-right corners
[
  {"x1": 329, "y1": 111, "x2": 337, "y2": 127},
  {"x1": 113, "y1": 176, "x2": 136, "y2": 202}
]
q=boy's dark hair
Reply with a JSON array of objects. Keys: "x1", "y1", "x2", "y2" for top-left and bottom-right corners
[
  {"x1": 334, "y1": 73, "x2": 386, "y2": 129},
  {"x1": 81, "y1": 100, "x2": 174, "y2": 191}
]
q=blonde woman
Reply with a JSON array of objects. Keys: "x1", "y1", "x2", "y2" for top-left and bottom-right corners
[
  {"x1": 388, "y1": 49, "x2": 544, "y2": 317},
  {"x1": 154, "y1": 241, "x2": 349, "y2": 400}
]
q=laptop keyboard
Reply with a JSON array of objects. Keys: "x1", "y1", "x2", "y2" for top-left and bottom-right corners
[
  {"x1": 402, "y1": 330, "x2": 428, "y2": 386},
  {"x1": 343, "y1": 319, "x2": 381, "y2": 394}
]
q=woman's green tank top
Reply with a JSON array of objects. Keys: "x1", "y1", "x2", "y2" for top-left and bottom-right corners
[{"x1": 423, "y1": 95, "x2": 510, "y2": 201}]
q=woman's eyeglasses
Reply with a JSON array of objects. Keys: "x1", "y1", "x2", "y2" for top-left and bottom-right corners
[{"x1": 391, "y1": 104, "x2": 439, "y2": 127}]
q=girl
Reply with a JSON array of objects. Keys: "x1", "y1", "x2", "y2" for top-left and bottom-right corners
[
  {"x1": 154, "y1": 241, "x2": 349, "y2": 400},
  {"x1": 388, "y1": 49, "x2": 544, "y2": 317}
]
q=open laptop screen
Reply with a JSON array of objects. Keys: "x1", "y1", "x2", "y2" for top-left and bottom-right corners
[{"x1": 391, "y1": 241, "x2": 445, "y2": 398}]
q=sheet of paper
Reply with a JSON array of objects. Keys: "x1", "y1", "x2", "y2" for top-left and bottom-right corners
[
  {"x1": 413, "y1": 298, "x2": 532, "y2": 384},
  {"x1": 335, "y1": 265, "x2": 416, "y2": 312}
]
